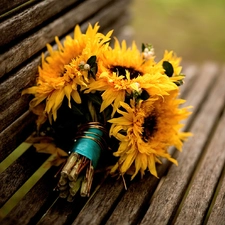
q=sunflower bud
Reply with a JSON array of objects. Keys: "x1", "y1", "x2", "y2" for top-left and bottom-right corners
[{"x1": 84, "y1": 64, "x2": 90, "y2": 70}]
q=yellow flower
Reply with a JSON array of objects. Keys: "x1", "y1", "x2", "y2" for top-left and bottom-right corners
[
  {"x1": 85, "y1": 39, "x2": 178, "y2": 116},
  {"x1": 108, "y1": 90, "x2": 191, "y2": 179},
  {"x1": 23, "y1": 23, "x2": 113, "y2": 121},
  {"x1": 159, "y1": 50, "x2": 184, "y2": 84}
]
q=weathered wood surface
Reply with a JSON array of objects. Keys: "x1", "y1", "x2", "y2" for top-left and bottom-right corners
[
  {"x1": 0, "y1": 147, "x2": 48, "y2": 207},
  {"x1": 139, "y1": 63, "x2": 225, "y2": 225},
  {"x1": 0, "y1": 111, "x2": 36, "y2": 162},
  {"x1": 0, "y1": 0, "x2": 128, "y2": 78},
  {"x1": 0, "y1": 0, "x2": 80, "y2": 47},
  {"x1": 207, "y1": 164, "x2": 225, "y2": 225},
  {"x1": 0, "y1": 0, "x2": 30, "y2": 15},
  {"x1": 173, "y1": 66, "x2": 225, "y2": 225}
]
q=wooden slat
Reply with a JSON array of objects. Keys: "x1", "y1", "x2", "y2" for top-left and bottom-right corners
[
  {"x1": 0, "y1": 147, "x2": 48, "y2": 207},
  {"x1": 174, "y1": 67, "x2": 225, "y2": 225},
  {"x1": 72, "y1": 178, "x2": 125, "y2": 225},
  {"x1": 0, "y1": 167, "x2": 58, "y2": 225},
  {"x1": 0, "y1": 111, "x2": 35, "y2": 162},
  {"x1": 0, "y1": 0, "x2": 117, "y2": 78},
  {"x1": 104, "y1": 164, "x2": 169, "y2": 225},
  {"x1": 0, "y1": 56, "x2": 39, "y2": 134},
  {"x1": 139, "y1": 63, "x2": 224, "y2": 225},
  {"x1": 206, "y1": 167, "x2": 225, "y2": 224},
  {"x1": 0, "y1": 0, "x2": 79, "y2": 48},
  {"x1": 37, "y1": 197, "x2": 86, "y2": 225},
  {"x1": 179, "y1": 64, "x2": 198, "y2": 98},
  {"x1": 0, "y1": 56, "x2": 39, "y2": 114},
  {"x1": 0, "y1": 0, "x2": 30, "y2": 16},
  {"x1": 0, "y1": 95, "x2": 32, "y2": 133}
]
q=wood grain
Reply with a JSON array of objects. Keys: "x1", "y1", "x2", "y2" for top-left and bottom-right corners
[
  {"x1": 0, "y1": 0, "x2": 30, "y2": 15},
  {"x1": 0, "y1": 0, "x2": 79, "y2": 47},
  {"x1": 0, "y1": 95, "x2": 32, "y2": 133},
  {"x1": 72, "y1": 178, "x2": 125, "y2": 225},
  {"x1": 0, "y1": 54, "x2": 39, "y2": 110},
  {"x1": 37, "y1": 196, "x2": 86, "y2": 225},
  {"x1": 174, "y1": 66, "x2": 225, "y2": 225},
  {"x1": 0, "y1": 0, "x2": 116, "y2": 78},
  {"x1": 0, "y1": 167, "x2": 58, "y2": 225},
  {"x1": 206, "y1": 167, "x2": 225, "y2": 224},
  {"x1": 139, "y1": 63, "x2": 223, "y2": 225},
  {"x1": 0, "y1": 111, "x2": 36, "y2": 162},
  {"x1": 0, "y1": 147, "x2": 48, "y2": 207}
]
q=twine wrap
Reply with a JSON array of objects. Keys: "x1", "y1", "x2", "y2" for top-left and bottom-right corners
[{"x1": 70, "y1": 123, "x2": 107, "y2": 168}]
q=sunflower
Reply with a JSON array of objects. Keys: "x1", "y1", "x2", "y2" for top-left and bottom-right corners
[
  {"x1": 85, "y1": 39, "x2": 178, "y2": 116},
  {"x1": 108, "y1": 90, "x2": 191, "y2": 179},
  {"x1": 159, "y1": 50, "x2": 185, "y2": 85},
  {"x1": 23, "y1": 23, "x2": 113, "y2": 122}
]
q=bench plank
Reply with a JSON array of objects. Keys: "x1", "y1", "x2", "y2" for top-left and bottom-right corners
[
  {"x1": 0, "y1": 167, "x2": 58, "y2": 225},
  {"x1": 36, "y1": 177, "x2": 123, "y2": 225},
  {"x1": 139, "y1": 63, "x2": 223, "y2": 225},
  {"x1": 207, "y1": 167, "x2": 225, "y2": 224},
  {"x1": 0, "y1": 0, "x2": 79, "y2": 47},
  {"x1": 0, "y1": 57, "x2": 38, "y2": 116},
  {"x1": 174, "y1": 66, "x2": 225, "y2": 225},
  {"x1": 0, "y1": 147, "x2": 48, "y2": 207},
  {"x1": 0, "y1": 111, "x2": 35, "y2": 161},
  {"x1": 0, "y1": 0, "x2": 119, "y2": 78},
  {"x1": 71, "y1": 178, "x2": 125, "y2": 225},
  {"x1": 0, "y1": 95, "x2": 31, "y2": 133},
  {"x1": 0, "y1": 0, "x2": 30, "y2": 15}
]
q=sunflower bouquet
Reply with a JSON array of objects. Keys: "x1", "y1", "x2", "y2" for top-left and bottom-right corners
[{"x1": 23, "y1": 23, "x2": 191, "y2": 200}]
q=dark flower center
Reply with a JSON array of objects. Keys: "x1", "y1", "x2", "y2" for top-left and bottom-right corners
[
  {"x1": 59, "y1": 68, "x2": 67, "y2": 77},
  {"x1": 142, "y1": 115, "x2": 157, "y2": 142},
  {"x1": 110, "y1": 66, "x2": 142, "y2": 79}
]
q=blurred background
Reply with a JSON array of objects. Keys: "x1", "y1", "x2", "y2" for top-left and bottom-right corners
[{"x1": 128, "y1": 0, "x2": 225, "y2": 63}]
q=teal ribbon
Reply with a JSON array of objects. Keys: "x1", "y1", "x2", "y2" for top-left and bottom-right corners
[{"x1": 71, "y1": 127, "x2": 104, "y2": 168}]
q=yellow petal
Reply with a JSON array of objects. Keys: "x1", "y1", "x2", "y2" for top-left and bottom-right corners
[
  {"x1": 71, "y1": 90, "x2": 81, "y2": 104},
  {"x1": 64, "y1": 85, "x2": 73, "y2": 108},
  {"x1": 147, "y1": 154, "x2": 158, "y2": 178}
]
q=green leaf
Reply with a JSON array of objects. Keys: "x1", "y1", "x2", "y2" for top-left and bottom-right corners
[
  {"x1": 142, "y1": 43, "x2": 153, "y2": 52},
  {"x1": 88, "y1": 93, "x2": 102, "y2": 106},
  {"x1": 142, "y1": 43, "x2": 146, "y2": 52},
  {"x1": 173, "y1": 74, "x2": 185, "y2": 86},
  {"x1": 87, "y1": 55, "x2": 96, "y2": 67},
  {"x1": 162, "y1": 61, "x2": 174, "y2": 77},
  {"x1": 140, "y1": 90, "x2": 150, "y2": 100},
  {"x1": 71, "y1": 104, "x2": 84, "y2": 116},
  {"x1": 90, "y1": 64, "x2": 98, "y2": 78},
  {"x1": 87, "y1": 55, "x2": 98, "y2": 79}
]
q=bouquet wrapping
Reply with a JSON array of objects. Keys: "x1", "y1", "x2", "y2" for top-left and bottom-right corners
[{"x1": 23, "y1": 23, "x2": 191, "y2": 200}]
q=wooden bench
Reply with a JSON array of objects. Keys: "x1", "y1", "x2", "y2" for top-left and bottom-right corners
[{"x1": 1, "y1": 1, "x2": 225, "y2": 225}]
